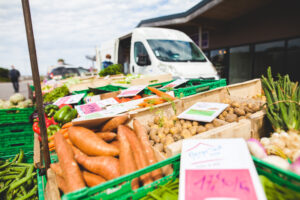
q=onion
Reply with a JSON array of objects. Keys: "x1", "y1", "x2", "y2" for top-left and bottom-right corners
[
  {"x1": 247, "y1": 138, "x2": 267, "y2": 159},
  {"x1": 263, "y1": 156, "x2": 290, "y2": 170},
  {"x1": 290, "y1": 157, "x2": 300, "y2": 175}
]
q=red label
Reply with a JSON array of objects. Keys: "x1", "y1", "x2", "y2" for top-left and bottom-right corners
[
  {"x1": 185, "y1": 169, "x2": 257, "y2": 200},
  {"x1": 80, "y1": 103, "x2": 102, "y2": 114}
]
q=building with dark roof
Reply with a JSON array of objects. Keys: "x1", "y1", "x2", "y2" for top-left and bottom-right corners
[{"x1": 138, "y1": 0, "x2": 300, "y2": 83}]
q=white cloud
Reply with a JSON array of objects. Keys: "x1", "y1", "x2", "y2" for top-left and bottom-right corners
[{"x1": 0, "y1": 0, "x2": 200, "y2": 75}]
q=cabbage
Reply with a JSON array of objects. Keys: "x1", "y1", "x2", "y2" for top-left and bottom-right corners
[
  {"x1": 2, "y1": 101, "x2": 14, "y2": 109},
  {"x1": 17, "y1": 101, "x2": 27, "y2": 108},
  {"x1": 9, "y1": 93, "x2": 26, "y2": 105},
  {"x1": 24, "y1": 99, "x2": 33, "y2": 107}
]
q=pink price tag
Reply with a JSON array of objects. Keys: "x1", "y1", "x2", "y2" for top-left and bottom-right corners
[
  {"x1": 185, "y1": 169, "x2": 257, "y2": 200},
  {"x1": 120, "y1": 90, "x2": 140, "y2": 96},
  {"x1": 80, "y1": 103, "x2": 103, "y2": 114},
  {"x1": 55, "y1": 96, "x2": 71, "y2": 106}
]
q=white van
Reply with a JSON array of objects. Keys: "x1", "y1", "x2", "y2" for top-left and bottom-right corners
[{"x1": 99, "y1": 27, "x2": 219, "y2": 79}]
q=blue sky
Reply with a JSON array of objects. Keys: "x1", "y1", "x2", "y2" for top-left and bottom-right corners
[{"x1": 0, "y1": 0, "x2": 199, "y2": 75}]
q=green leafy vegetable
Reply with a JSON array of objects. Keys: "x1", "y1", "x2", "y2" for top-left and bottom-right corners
[
  {"x1": 43, "y1": 85, "x2": 69, "y2": 103},
  {"x1": 99, "y1": 64, "x2": 123, "y2": 77}
]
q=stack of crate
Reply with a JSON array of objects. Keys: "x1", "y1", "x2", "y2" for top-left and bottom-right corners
[{"x1": 0, "y1": 107, "x2": 35, "y2": 161}]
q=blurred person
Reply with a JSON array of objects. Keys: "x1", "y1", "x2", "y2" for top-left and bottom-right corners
[
  {"x1": 9, "y1": 65, "x2": 20, "y2": 93},
  {"x1": 101, "y1": 54, "x2": 113, "y2": 69}
]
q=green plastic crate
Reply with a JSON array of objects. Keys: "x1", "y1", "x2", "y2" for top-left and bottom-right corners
[
  {"x1": 0, "y1": 123, "x2": 34, "y2": 157},
  {"x1": 0, "y1": 107, "x2": 35, "y2": 124},
  {"x1": 61, "y1": 154, "x2": 180, "y2": 200},
  {"x1": 37, "y1": 169, "x2": 47, "y2": 200},
  {"x1": 72, "y1": 85, "x2": 127, "y2": 105},
  {"x1": 253, "y1": 156, "x2": 300, "y2": 200},
  {"x1": 144, "y1": 79, "x2": 227, "y2": 98}
]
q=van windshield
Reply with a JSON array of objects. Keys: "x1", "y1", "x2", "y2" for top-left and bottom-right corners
[{"x1": 147, "y1": 39, "x2": 206, "y2": 62}]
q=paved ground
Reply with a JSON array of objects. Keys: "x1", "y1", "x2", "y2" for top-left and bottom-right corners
[{"x1": 0, "y1": 80, "x2": 32, "y2": 100}]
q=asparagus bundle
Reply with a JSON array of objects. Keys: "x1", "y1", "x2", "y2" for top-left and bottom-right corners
[{"x1": 261, "y1": 67, "x2": 299, "y2": 133}]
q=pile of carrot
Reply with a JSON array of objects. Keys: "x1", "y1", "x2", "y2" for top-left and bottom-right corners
[
  {"x1": 138, "y1": 87, "x2": 177, "y2": 108},
  {"x1": 50, "y1": 114, "x2": 163, "y2": 194}
]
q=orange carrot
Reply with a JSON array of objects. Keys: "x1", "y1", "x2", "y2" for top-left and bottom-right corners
[
  {"x1": 118, "y1": 125, "x2": 139, "y2": 189},
  {"x1": 54, "y1": 131, "x2": 85, "y2": 193},
  {"x1": 101, "y1": 115, "x2": 129, "y2": 132},
  {"x1": 50, "y1": 163, "x2": 63, "y2": 177},
  {"x1": 121, "y1": 125, "x2": 153, "y2": 185},
  {"x1": 82, "y1": 171, "x2": 106, "y2": 187},
  {"x1": 144, "y1": 98, "x2": 165, "y2": 105},
  {"x1": 110, "y1": 140, "x2": 120, "y2": 149},
  {"x1": 55, "y1": 174, "x2": 69, "y2": 194},
  {"x1": 74, "y1": 148, "x2": 120, "y2": 180},
  {"x1": 62, "y1": 122, "x2": 73, "y2": 129},
  {"x1": 133, "y1": 119, "x2": 163, "y2": 180},
  {"x1": 147, "y1": 87, "x2": 176, "y2": 101},
  {"x1": 95, "y1": 132, "x2": 117, "y2": 142},
  {"x1": 69, "y1": 126, "x2": 119, "y2": 156}
]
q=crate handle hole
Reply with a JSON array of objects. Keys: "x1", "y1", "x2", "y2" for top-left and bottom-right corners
[
  {"x1": 11, "y1": 143, "x2": 25, "y2": 147},
  {"x1": 6, "y1": 110, "x2": 19, "y2": 114}
]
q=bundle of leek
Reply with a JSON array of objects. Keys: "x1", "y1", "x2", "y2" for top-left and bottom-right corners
[{"x1": 261, "y1": 67, "x2": 299, "y2": 133}]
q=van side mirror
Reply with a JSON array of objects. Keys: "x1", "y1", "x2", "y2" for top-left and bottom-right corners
[{"x1": 137, "y1": 54, "x2": 151, "y2": 66}]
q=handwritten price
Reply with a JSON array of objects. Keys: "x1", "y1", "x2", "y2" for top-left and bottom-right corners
[{"x1": 185, "y1": 169, "x2": 257, "y2": 200}]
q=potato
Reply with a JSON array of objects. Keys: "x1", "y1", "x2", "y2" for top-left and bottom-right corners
[
  {"x1": 218, "y1": 115, "x2": 225, "y2": 120},
  {"x1": 171, "y1": 115, "x2": 178, "y2": 121},
  {"x1": 180, "y1": 119, "x2": 185, "y2": 125},
  {"x1": 150, "y1": 129, "x2": 158, "y2": 140},
  {"x1": 165, "y1": 135, "x2": 174, "y2": 146},
  {"x1": 189, "y1": 126, "x2": 197, "y2": 135},
  {"x1": 228, "y1": 107, "x2": 234, "y2": 114},
  {"x1": 182, "y1": 129, "x2": 192, "y2": 139},
  {"x1": 182, "y1": 123, "x2": 188, "y2": 129},
  {"x1": 225, "y1": 113, "x2": 238, "y2": 122},
  {"x1": 244, "y1": 106, "x2": 253, "y2": 113},
  {"x1": 231, "y1": 101, "x2": 240, "y2": 108},
  {"x1": 205, "y1": 123, "x2": 215, "y2": 130},
  {"x1": 234, "y1": 108, "x2": 245, "y2": 116},
  {"x1": 192, "y1": 121, "x2": 199, "y2": 126},
  {"x1": 153, "y1": 135, "x2": 160, "y2": 143},
  {"x1": 170, "y1": 127, "x2": 178, "y2": 135},
  {"x1": 153, "y1": 116, "x2": 160, "y2": 124},
  {"x1": 238, "y1": 116, "x2": 246, "y2": 121},
  {"x1": 151, "y1": 124, "x2": 159, "y2": 130},
  {"x1": 154, "y1": 143, "x2": 164, "y2": 152},
  {"x1": 165, "y1": 120, "x2": 174, "y2": 128},
  {"x1": 149, "y1": 140, "x2": 155, "y2": 146},
  {"x1": 148, "y1": 121, "x2": 154, "y2": 127},
  {"x1": 161, "y1": 137, "x2": 166, "y2": 144},
  {"x1": 246, "y1": 113, "x2": 252, "y2": 118},
  {"x1": 186, "y1": 121, "x2": 192, "y2": 128},
  {"x1": 212, "y1": 119, "x2": 228, "y2": 127},
  {"x1": 173, "y1": 133, "x2": 182, "y2": 141},
  {"x1": 158, "y1": 131, "x2": 165, "y2": 139},
  {"x1": 248, "y1": 103, "x2": 260, "y2": 112},
  {"x1": 197, "y1": 125, "x2": 207, "y2": 133},
  {"x1": 221, "y1": 110, "x2": 228, "y2": 117},
  {"x1": 163, "y1": 127, "x2": 170, "y2": 134}
]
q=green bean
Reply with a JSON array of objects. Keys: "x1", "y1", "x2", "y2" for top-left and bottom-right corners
[
  {"x1": 8, "y1": 172, "x2": 36, "y2": 193},
  {"x1": 0, "y1": 175, "x2": 18, "y2": 180},
  {"x1": 0, "y1": 169, "x2": 9, "y2": 176},
  {"x1": 15, "y1": 185, "x2": 37, "y2": 200},
  {"x1": 16, "y1": 150, "x2": 24, "y2": 164},
  {"x1": 26, "y1": 165, "x2": 34, "y2": 185}
]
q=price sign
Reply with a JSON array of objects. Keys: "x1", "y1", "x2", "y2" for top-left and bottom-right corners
[
  {"x1": 179, "y1": 139, "x2": 266, "y2": 200},
  {"x1": 118, "y1": 85, "x2": 146, "y2": 97},
  {"x1": 161, "y1": 79, "x2": 187, "y2": 89},
  {"x1": 54, "y1": 93, "x2": 85, "y2": 106}
]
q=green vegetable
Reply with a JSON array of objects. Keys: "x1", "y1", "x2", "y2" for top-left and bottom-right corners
[
  {"x1": 47, "y1": 124, "x2": 61, "y2": 137},
  {"x1": 54, "y1": 105, "x2": 77, "y2": 124},
  {"x1": 261, "y1": 67, "x2": 299, "y2": 133},
  {"x1": 0, "y1": 150, "x2": 38, "y2": 200},
  {"x1": 99, "y1": 64, "x2": 123, "y2": 77},
  {"x1": 141, "y1": 178, "x2": 179, "y2": 200},
  {"x1": 43, "y1": 85, "x2": 69, "y2": 103},
  {"x1": 45, "y1": 104, "x2": 59, "y2": 117}
]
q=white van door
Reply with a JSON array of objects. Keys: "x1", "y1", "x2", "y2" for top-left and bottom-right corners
[{"x1": 130, "y1": 41, "x2": 152, "y2": 74}]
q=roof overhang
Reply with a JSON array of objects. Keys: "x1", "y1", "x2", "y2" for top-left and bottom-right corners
[{"x1": 137, "y1": 0, "x2": 272, "y2": 28}]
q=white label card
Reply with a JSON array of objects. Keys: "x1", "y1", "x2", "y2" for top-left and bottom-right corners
[
  {"x1": 54, "y1": 93, "x2": 85, "y2": 106},
  {"x1": 117, "y1": 85, "x2": 146, "y2": 97},
  {"x1": 178, "y1": 102, "x2": 228, "y2": 122},
  {"x1": 161, "y1": 79, "x2": 188, "y2": 89}
]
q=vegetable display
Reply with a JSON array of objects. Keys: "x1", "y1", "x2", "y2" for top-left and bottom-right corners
[
  {"x1": 261, "y1": 67, "x2": 299, "y2": 133},
  {"x1": 0, "y1": 93, "x2": 33, "y2": 109},
  {"x1": 53, "y1": 105, "x2": 77, "y2": 125},
  {"x1": 43, "y1": 85, "x2": 69, "y2": 103},
  {"x1": 0, "y1": 150, "x2": 38, "y2": 200},
  {"x1": 44, "y1": 104, "x2": 59, "y2": 117},
  {"x1": 99, "y1": 64, "x2": 122, "y2": 77},
  {"x1": 51, "y1": 116, "x2": 163, "y2": 195},
  {"x1": 148, "y1": 98, "x2": 262, "y2": 155}
]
